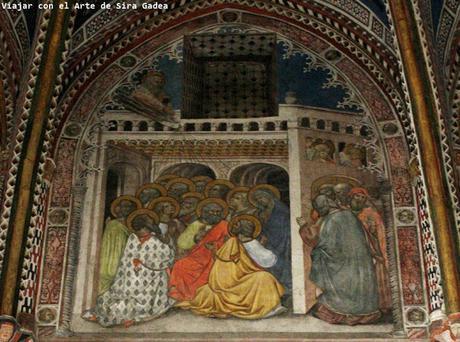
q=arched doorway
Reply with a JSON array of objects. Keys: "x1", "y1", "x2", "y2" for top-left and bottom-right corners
[
  {"x1": 103, "y1": 162, "x2": 142, "y2": 220},
  {"x1": 230, "y1": 163, "x2": 289, "y2": 206}
]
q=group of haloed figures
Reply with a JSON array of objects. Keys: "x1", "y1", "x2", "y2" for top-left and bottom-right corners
[
  {"x1": 83, "y1": 175, "x2": 291, "y2": 327},
  {"x1": 82, "y1": 175, "x2": 389, "y2": 328}
]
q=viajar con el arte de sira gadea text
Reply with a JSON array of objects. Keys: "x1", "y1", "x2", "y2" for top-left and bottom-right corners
[{"x1": 1, "y1": 1, "x2": 169, "y2": 11}]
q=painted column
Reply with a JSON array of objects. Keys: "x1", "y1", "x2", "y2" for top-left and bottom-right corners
[
  {"x1": 56, "y1": 185, "x2": 87, "y2": 336},
  {"x1": 388, "y1": 0, "x2": 460, "y2": 326},
  {"x1": 287, "y1": 116, "x2": 306, "y2": 314},
  {"x1": 0, "y1": 1, "x2": 74, "y2": 315},
  {"x1": 379, "y1": 181, "x2": 405, "y2": 334}
]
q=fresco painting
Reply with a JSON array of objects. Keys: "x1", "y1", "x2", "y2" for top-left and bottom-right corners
[{"x1": 39, "y1": 29, "x2": 403, "y2": 340}]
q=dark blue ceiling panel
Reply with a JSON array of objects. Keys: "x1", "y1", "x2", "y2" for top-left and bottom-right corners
[
  {"x1": 358, "y1": 0, "x2": 389, "y2": 25},
  {"x1": 431, "y1": 0, "x2": 444, "y2": 31}
]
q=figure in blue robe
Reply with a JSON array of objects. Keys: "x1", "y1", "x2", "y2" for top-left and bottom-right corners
[
  {"x1": 309, "y1": 195, "x2": 380, "y2": 325},
  {"x1": 251, "y1": 188, "x2": 292, "y2": 294}
]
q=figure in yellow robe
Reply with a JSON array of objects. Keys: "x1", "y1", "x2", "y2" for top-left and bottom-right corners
[
  {"x1": 98, "y1": 220, "x2": 130, "y2": 294},
  {"x1": 177, "y1": 215, "x2": 285, "y2": 319},
  {"x1": 98, "y1": 196, "x2": 140, "y2": 294}
]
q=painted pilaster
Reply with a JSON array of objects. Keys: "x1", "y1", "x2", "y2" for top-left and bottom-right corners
[
  {"x1": 0, "y1": 1, "x2": 74, "y2": 316},
  {"x1": 287, "y1": 116, "x2": 306, "y2": 314},
  {"x1": 56, "y1": 185, "x2": 87, "y2": 336}
]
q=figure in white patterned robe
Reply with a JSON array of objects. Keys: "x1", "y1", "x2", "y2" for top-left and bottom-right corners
[{"x1": 93, "y1": 232, "x2": 175, "y2": 327}]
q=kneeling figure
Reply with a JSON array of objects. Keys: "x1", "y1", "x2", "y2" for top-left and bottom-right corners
[
  {"x1": 177, "y1": 215, "x2": 285, "y2": 319},
  {"x1": 84, "y1": 209, "x2": 175, "y2": 327}
]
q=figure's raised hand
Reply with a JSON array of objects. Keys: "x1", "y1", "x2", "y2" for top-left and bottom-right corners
[{"x1": 296, "y1": 216, "x2": 308, "y2": 227}]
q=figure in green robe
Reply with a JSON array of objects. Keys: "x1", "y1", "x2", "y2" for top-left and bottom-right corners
[
  {"x1": 177, "y1": 219, "x2": 210, "y2": 253},
  {"x1": 98, "y1": 196, "x2": 140, "y2": 295},
  {"x1": 308, "y1": 195, "x2": 381, "y2": 325},
  {"x1": 176, "y1": 200, "x2": 228, "y2": 256}
]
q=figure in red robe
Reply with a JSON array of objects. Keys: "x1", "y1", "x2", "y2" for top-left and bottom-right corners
[
  {"x1": 350, "y1": 187, "x2": 392, "y2": 312},
  {"x1": 169, "y1": 198, "x2": 229, "y2": 301}
]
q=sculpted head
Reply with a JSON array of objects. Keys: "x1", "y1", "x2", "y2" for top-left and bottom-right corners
[{"x1": 142, "y1": 70, "x2": 166, "y2": 91}]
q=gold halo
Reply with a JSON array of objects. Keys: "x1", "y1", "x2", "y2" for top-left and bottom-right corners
[
  {"x1": 110, "y1": 195, "x2": 142, "y2": 217},
  {"x1": 229, "y1": 214, "x2": 262, "y2": 239},
  {"x1": 191, "y1": 175, "x2": 214, "y2": 184},
  {"x1": 248, "y1": 184, "x2": 281, "y2": 207},
  {"x1": 204, "y1": 179, "x2": 235, "y2": 197},
  {"x1": 155, "y1": 174, "x2": 178, "y2": 184},
  {"x1": 195, "y1": 198, "x2": 229, "y2": 218},
  {"x1": 165, "y1": 177, "x2": 196, "y2": 192},
  {"x1": 181, "y1": 191, "x2": 205, "y2": 201},
  {"x1": 226, "y1": 186, "x2": 250, "y2": 204},
  {"x1": 135, "y1": 183, "x2": 167, "y2": 199},
  {"x1": 311, "y1": 175, "x2": 361, "y2": 199},
  {"x1": 147, "y1": 196, "x2": 180, "y2": 218},
  {"x1": 127, "y1": 209, "x2": 159, "y2": 232}
]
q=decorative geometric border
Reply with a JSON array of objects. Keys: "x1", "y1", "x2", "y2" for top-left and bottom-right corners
[
  {"x1": 16, "y1": 181, "x2": 50, "y2": 314},
  {"x1": 384, "y1": 0, "x2": 446, "y2": 316},
  {"x1": 437, "y1": 0, "x2": 460, "y2": 66},
  {"x1": 70, "y1": 0, "x2": 394, "y2": 55},
  {"x1": 0, "y1": 8, "x2": 78, "y2": 314},
  {"x1": 0, "y1": 7, "x2": 54, "y2": 284},
  {"x1": 0, "y1": 7, "x2": 23, "y2": 210},
  {"x1": 0, "y1": 25, "x2": 19, "y2": 248},
  {"x1": 15, "y1": 10, "x2": 78, "y2": 314},
  {"x1": 411, "y1": 0, "x2": 460, "y2": 255}
]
